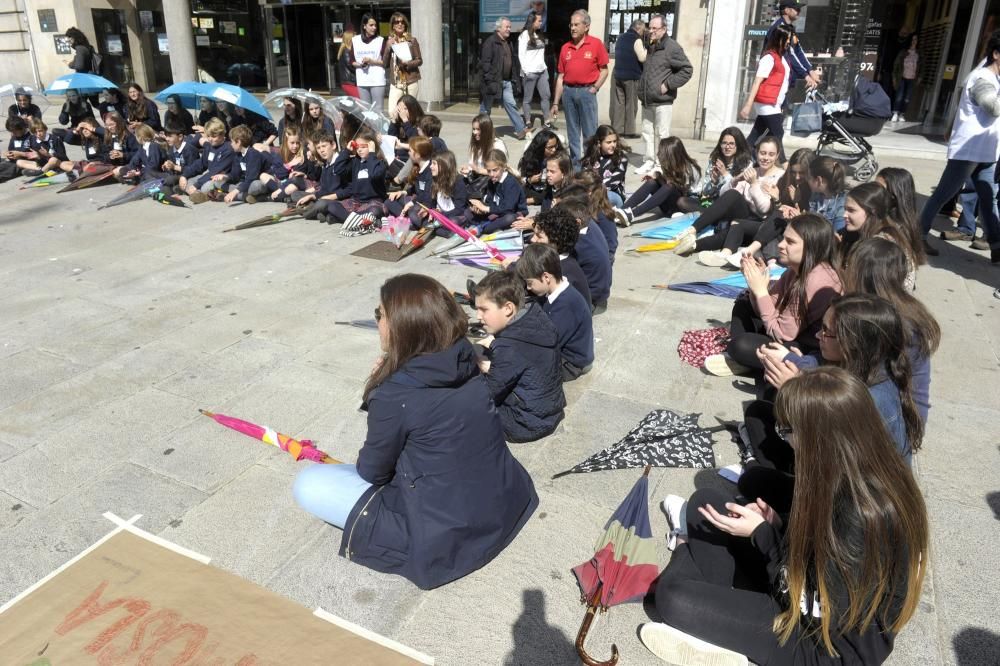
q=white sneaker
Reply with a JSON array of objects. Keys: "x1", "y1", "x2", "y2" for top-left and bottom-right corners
[
  {"x1": 634, "y1": 160, "x2": 656, "y2": 176},
  {"x1": 703, "y1": 353, "x2": 751, "y2": 377},
  {"x1": 726, "y1": 251, "x2": 748, "y2": 269},
  {"x1": 661, "y1": 494, "x2": 688, "y2": 551},
  {"x1": 613, "y1": 207, "x2": 634, "y2": 227},
  {"x1": 697, "y1": 251, "x2": 731, "y2": 267},
  {"x1": 639, "y1": 623, "x2": 748, "y2": 666},
  {"x1": 673, "y1": 233, "x2": 697, "y2": 256}
]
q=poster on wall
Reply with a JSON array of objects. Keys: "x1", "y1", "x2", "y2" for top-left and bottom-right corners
[
  {"x1": 37, "y1": 9, "x2": 58, "y2": 32},
  {"x1": 139, "y1": 10, "x2": 154, "y2": 33},
  {"x1": 196, "y1": 35, "x2": 211, "y2": 46},
  {"x1": 157, "y1": 34, "x2": 169, "y2": 53},
  {"x1": 199, "y1": 17, "x2": 214, "y2": 29},
  {"x1": 220, "y1": 21, "x2": 237, "y2": 34},
  {"x1": 106, "y1": 35, "x2": 123, "y2": 55},
  {"x1": 53, "y1": 34, "x2": 72, "y2": 54},
  {"x1": 331, "y1": 22, "x2": 344, "y2": 42},
  {"x1": 479, "y1": 0, "x2": 532, "y2": 33}
]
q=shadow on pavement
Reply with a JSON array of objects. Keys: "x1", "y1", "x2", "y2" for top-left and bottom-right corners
[
  {"x1": 504, "y1": 588, "x2": 576, "y2": 666},
  {"x1": 953, "y1": 626, "x2": 1000, "y2": 666}
]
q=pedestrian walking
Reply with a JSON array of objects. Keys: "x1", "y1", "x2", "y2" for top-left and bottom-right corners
[
  {"x1": 551, "y1": 10, "x2": 609, "y2": 167},
  {"x1": 766, "y1": 0, "x2": 821, "y2": 89},
  {"x1": 480, "y1": 18, "x2": 528, "y2": 140},
  {"x1": 610, "y1": 19, "x2": 646, "y2": 139},
  {"x1": 519, "y1": 9, "x2": 552, "y2": 135},
  {"x1": 891, "y1": 34, "x2": 921, "y2": 122},
  {"x1": 635, "y1": 14, "x2": 692, "y2": 176},
  {"x1": 351, "y1": 14, "x2": 387, "y2": 109},
  {"x1": 383, "y1": 13, "x2": 423, "y2": 121}
]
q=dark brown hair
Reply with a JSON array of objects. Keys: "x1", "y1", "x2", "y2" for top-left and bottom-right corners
[
  {"x1": 516, "y1": 242, "x2": 563, "y2": 282},
  {"x1": 469, "y1": 114, "x2": 496, "y2": 165},
  {"x1": 876, "y1": 167, "x2": 926, "y2": 265},
  {"x1": 655, "y1": 136, "x2": 700, "y2": 191},
  {"x1": 774, "y1": 367, "x2": 928, "y2": 655},
  {"x1": 572, "y1": 169, "x2": 614, "y2": 219},
  {"x1": 776, "y1": 213, "x2": 838, "y2": 325},
  {"x1": 363, "y1": 274, "x2": 468, "y2": 402},
  {"x1": 476, "y1": 268, "x2": 525, "y2": 310},
  {"x1": 534, "y1": 207, "x2": 580, "y2": 254},
  {"x1": 431, "y1": 150, "x2": 459, "y2": 199}
]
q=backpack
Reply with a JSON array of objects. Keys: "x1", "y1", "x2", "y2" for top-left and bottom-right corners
[{"x1": 91, "y1": 49, "x2": 103, "y2": 75}]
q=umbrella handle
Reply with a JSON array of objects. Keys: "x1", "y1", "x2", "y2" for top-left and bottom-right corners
[{"x1": 575, "y1": 584, "x2": 620, "y2": 666}]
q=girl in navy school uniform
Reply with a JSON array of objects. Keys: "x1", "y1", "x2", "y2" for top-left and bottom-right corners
[
  {"x1": 96, "y1": 88, "x2": 127, "y2": 122},
  {"x1": 272, "y1": 97, "x2": 303, "y2": 148},
  {"x1": 314, "y1": 129, "x2": 388, "y2": 231},
  {"x1": 160, "y1": 122, "x2": 201, "y2": 190},
  {"x1": 19, "y1": 118, "x2": 71, "y2": 175},
  {"x1": 114, "y1": 124, "x2": 163, "y2": 183},
  {"x1": 125, "y1": 82, "x2": 161, "y2": 132},
  {"x1": 581, "y1": 125, "x2": 630, "y2": 209},
  {"x1": 8, "y1": 91, "x2": 42, "y2": 121},
  {"x1": 518, "y1": 129, "x2": 563, "y2": 204},
  {"x1": 387, "y1": 94, "x2": 424, "y2": 183},
  {"x1": 385, "y1": 135, "x2": 434, "y2": 227},
  {"x1": 574, "y1": 169, "x2": 620, "y2": 263},
  {"x1": 468, "y1": 150, "x2": 528, "y2": 235},
  {"x1": 181, "y1": 118, "x2": 235, "y2": 204},
  {"x1": 301, "y1": 101, "x2": 336, "y2": 145},
  {"x1": 101, "y1": 112, "x2": 138, "y2": 167},
  {"x1": 162, "y1": 94, "x2": 195, "y2": 136},
  {"x1": 194, "y1": 98, "x2": 226, "y2": 134},
  {"x1": 423, "y1": 150, "x2": 471, "y2": 236},
  {"x1": 56, "y1": 89, "x2": 95, "y2": 145},
  {"x1": 259, "y1": 126, "x2": 306, "y2": 202},
  {"x1": 539, "y1": 152, "x2": 571, "y2": 213},
  {"x1": 75, "y1": 117, "x2": 107, "y2": 165},
  {"x1": 4, "y1": 117, "x2": 32, "y2": 174}
]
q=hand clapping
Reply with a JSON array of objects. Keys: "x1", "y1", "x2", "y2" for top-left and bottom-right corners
[{"x1": 740, "y1": 254, "x2": 770, "y2": 296}]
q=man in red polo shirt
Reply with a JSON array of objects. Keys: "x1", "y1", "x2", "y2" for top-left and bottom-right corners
[{"x1": 550, "y1": 10, "x2": 609, "y2": 167}]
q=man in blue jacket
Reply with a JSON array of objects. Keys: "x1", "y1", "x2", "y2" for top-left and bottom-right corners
[{"x1": 766, "y1": 0, "x2": 821, "y2": 89}]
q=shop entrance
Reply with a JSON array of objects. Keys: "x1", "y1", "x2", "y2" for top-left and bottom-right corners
[{"x1": 284, "y1": 4, "x2": 330, "y2": 90}]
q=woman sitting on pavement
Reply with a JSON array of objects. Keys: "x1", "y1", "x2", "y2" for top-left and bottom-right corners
[
  {"x1": 688, "y1": 127, "x2": 753, "y2": 210},
  {"x1": 642, "y1": 366, "x2": 928, "y2": 666},
  {"x1": 293, "y1": 274, "x2": 538, "y2": 590},
  {"x1": 842, "y1": 182, "x2": 922, "y2": 290},
  {"x1": 612, "y1": 136, "x2": 701, "y2": 227},
  {"x1": 703, "y1": 213, "x2": 842, "y2": 377}
]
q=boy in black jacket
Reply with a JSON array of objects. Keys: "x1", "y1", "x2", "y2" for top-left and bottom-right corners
[
  {"x1": 517, "y1": 243, "x2": 595, "y2": 381},
  {"x1": 475, "y1": 270, "x2": 565, "y2": 443}
]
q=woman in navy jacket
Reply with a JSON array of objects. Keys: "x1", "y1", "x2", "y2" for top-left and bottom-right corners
[{"x1": 293, "y1": 274, "x2": 538, "y2": 589}]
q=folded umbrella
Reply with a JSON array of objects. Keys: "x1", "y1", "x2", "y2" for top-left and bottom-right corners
[
  {"x1": 58, "y1": 165, "x2": 115, "y2": 192},
  {"x1": 97, "y1": 178, "x2": 165, "y2": 210},
  {"x1": 571, "y1": 467, "x2": 659, "y2": 666},
  {"x1": 199, "y1": 409, "x2": 341, "y2": 464},
  {"x1": 664, "y1": 266, "x2": 786, "y2": 299},
  {"x1": 419, "y1": 204, "x2": 507, "y2": 262},
  {"x1": 45, "y1": 72, "x2": 118, "y2": 95},
  {"x1": 222, "y1": 206, "x2": 302, "y2": 232},
  {"x1": 631, "y1": 212, "x2": 701, "y2": 239},
  {"x1": 19, "y1": 172, "x2": 69, "y2": 189}
]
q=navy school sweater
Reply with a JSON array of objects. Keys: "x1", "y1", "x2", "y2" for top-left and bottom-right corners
[
  {"x1": 229, "y1": 146, "x2": 266, "y2": 194},
  {"x1": 485, "y1": 172, "x2": 528, "y2": 216},
  {"x1": 193, "y1": 141, "x2": 236, "y2": 187},
  {"x1": 104, "y1": 133, "x2": 139, "y2": 165},
  {"x1": 595, "y1": 212, "x2": 620, "y2": 258},
  {"x1": 561, "y1": 254, "x2": 593, "y2": 308},
  {"x1": 574, "y1": 220, "x2": 612, "y2": 305},
  {"x1": 263, "y1": 151, "x2": 291, "y2": 180},
  {"x1": 169, "y1": 138, "x2": 203, "y2": 177},
  {"x1": 435, "y1": 175, "x2": 469, "y2": 217},
  {"x1": 542, "y1": 279, "x2": 595, "y2": 369},
  {"x1": 124, "y1": 141, "x2": 165, "y2": 174},
  {"x1": 7, "y1": 134, "x2": 31, "y2": 153},
  {"x1": 29, "y1": 133, "x2": 68, "y2": 161},
  {"x1": 335, "y1": 154, "x2": 387, "y2": 202},
  {"x1": 409, "y1": 161, "x2": 435, "y2": 208}
]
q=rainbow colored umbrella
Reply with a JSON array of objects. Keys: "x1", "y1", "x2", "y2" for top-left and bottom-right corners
[
  {"x1": 199, "y1": 409, "x2": 341, "y2": 464},
  {"x1": 571, "y1": 466, "x2": 659, "y2": 666}
]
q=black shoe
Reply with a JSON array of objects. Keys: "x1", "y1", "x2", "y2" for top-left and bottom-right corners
[
  {"x1": 991, "y1": 247, "x2": 1000, "y2": 264},
  {"x1": 466, "y1": 279, "x2": 478, "y2": 303},
  {"x1": 302, "y1": 202, "x2": 323, "y2": 220},
  {"x1": 66, "y1": 171, "x2": 77, "y2": 182},
  {"x1": 22, "y1": 168, "x2": 42, "y2": 177},
  {"x1": 923, "y1": 238, "x2": 940, "y2": 257}
]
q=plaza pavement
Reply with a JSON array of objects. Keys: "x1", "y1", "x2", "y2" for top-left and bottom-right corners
[{"x1": 0, "y1": 104, "x2": 998, "y2": 665}]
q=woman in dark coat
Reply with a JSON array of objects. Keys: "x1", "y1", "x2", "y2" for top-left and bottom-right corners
[
  {"x1": 293, "y1": 274, "x2": 538, "y2": 590},
  {"x1": 64, "y1": 27, "x2": 95, "y2": 73}
]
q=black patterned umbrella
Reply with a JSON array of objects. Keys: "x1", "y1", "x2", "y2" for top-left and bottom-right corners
[{"x1": 553, "y1": 410, "x2": 716, "y2": 478}]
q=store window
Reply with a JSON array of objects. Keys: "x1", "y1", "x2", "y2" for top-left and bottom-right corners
[
  {"x1": 91, "y1": 9, "x2": 133, "y2": 83},
  {"x1": 191, "y1": 0, "x2": 266, "y2": 88}
]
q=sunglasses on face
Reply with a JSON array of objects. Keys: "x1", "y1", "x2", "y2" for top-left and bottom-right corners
[{"x1": 393, "y1": 19, "x2": 406, "y2": 24}]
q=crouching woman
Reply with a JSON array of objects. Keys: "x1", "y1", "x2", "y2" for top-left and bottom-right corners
[{"x1": 293, "y1": 274, "x2": 539, "y2": 589}]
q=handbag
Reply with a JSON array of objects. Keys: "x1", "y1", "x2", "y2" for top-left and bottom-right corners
[
  {"x1": 791, "y1": 100, "x2": 823, "y2": 134},
  {"x1": 465, "y1": 172, "x2": 490, "y2": 200}
]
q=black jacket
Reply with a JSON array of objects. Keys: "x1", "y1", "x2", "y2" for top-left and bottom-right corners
[
  {"x1": 483, "y1": 301, "x2": 566, "y2": 442},
  {"x1": 340, "y1": 338, "x2": 538, "y2": 589},
  {"x1": 480, "y1": 32, "x2": 518, "y2": 98}
]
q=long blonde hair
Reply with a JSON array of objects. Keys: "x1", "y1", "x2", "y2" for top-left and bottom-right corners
[
  {"x1": 774, "y1": 367, "x2": 928, "y2": 656},
  {"x1": 338, "y1": 30, "x2": 355, "y2": 59}
]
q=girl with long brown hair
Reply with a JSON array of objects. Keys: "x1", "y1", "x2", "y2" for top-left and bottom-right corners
[
  {"x1": 125, "y1": 82, "x2": 161, "y2": 132},
  {"x1": 101, "y1": 111, "x2": 137, "y2": 166},
  {"x1": 461, "y1": 113, "x2": 507, "y2": 178},
  {"x1": 612, "y1": 136, "x2": 700, "y2": 227},
  {"x1": 292, "y1": 274, "x2": 537, "y2": 590},
  {"x1": 703, "y1": 213, "x2": 842, "y2": 377},
  {"x1": 842, "y1": 182, "x2": 919, "y2": 290},
  {"x1": 385, "y1": 135, "x2": 435, "y2": 225},
  {"x1": 642, "y1": 366, "x2": 929, "y2": 665}
]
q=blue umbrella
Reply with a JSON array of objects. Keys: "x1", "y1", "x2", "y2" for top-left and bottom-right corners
[
  {"x1": 45, "y1": 72, "x2": 118, "y2": 95},
  {"x1": 154, "y1": 81, "x2": 203, "y2": 110},
  {"x1": 197, "y1": 82, "x2": 269, "y2": 119}
]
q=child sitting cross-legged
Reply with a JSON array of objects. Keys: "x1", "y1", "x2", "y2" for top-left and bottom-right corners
[
  {"x1": 181, "y1": 118, "x2": 235, "y2": 204},
  {"x1": 516, "y1": 243, "x2": 594, "y2": 382},
  {"x1": 474, "y1": 269, "x2": 566, "y2": 443},
  {"x1": 223, "y1": 124, "x2": 266, "y2": 204}
]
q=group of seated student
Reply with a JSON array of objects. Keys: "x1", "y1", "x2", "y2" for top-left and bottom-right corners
[{"x1": 633, "y1": 134, "x2": 939, "y2": 662}]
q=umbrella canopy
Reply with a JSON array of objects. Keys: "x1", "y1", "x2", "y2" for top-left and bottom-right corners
[
  {"x1": 554, "y1": 409, "x2": 716, "y2": 477},
  {"x1": 199, "y1": 409, "x2": 340, "y2": 463},
  {"x1": 329, "y1": 95, "x2": 391, "y2": 135},
  {"x1": 665, "y1": 266, "x2": 787, "y2": 299},
  {"x1": 0, "y1": 83, "x2": 50, "y2": 113},
  {"x1": 222, "y1": 206, "x2": 301, "y2": 232},
  {"x1": 570, "y1": 467, "x2": 660, "y2": 666},
  {"x1": 264, "y1": 87, "x2": 329, "y2": 112},
  {"x1": 58, "y1": 165, "x2": 116, "y2": 192},
  {"x1": 45, "y1": 73, "x2": 118, "y2": 95},
  {"x1": 198, "y1": 82, "x2": 270, "y2": 119},
  {"x1": 632, "y1": 212, "x2": 702, "y2": 239},
  {"x1": 154, "y1": 81, "x2": 204, "y2": 109}
]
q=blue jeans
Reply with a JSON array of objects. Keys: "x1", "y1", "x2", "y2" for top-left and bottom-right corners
[
  {"x1": 894, "y1": 79, "x2": 915, "y2": 114},
  {"x1": 920, "y1": 160, "x2": 1000, "y2": 247},
  {"x1": 958, "y1": 178, "x2": 979, "y2": 236},
  {"x1": 480, "y1": 81, "x2": 526, "y2": 134},
  {"x1": 563, "y1": 84, "x2": 598, "y2": 168},
  {"x1": 608, "y1": 191, "x2": 624, "y2": 208},
  {"x1": 293, "y1": 463, "x2": 372, "y2": 529}
]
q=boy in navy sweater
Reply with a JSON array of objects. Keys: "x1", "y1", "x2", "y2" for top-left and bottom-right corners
[
  {"x1": 468, "y1": 149, "x2": 528, "y2": 235},
  {"x1": 181, "y1": 118, "x2": 234, "y2": 204},
  {"x1": 223, "y1": 125, "x2": 265, "y2": 203},
  {"x1": 517, "y1": 243, "x2": 595, "y2": 381},
  {"x1": 531, "y1": 207, "x2": 592, "y2": 308},
  {"x1": 114, "y1": 124, "x2": 163, "y2": 183},
  {"x1": 20, "y1": 119, "x2": 70, "y2": 176},
  {"x1": 296, "y1": 132, "x2": 346, "y2": 217},
  {"x1": 4, "y1": 117, "x2": 31, "y2": 178},
  {"x1": 161, "y1": 123, "x2": 201, "y2": 190},
  {"x1": 418, "y1": 115, "x2": 448, "y2": 154},
  {"x1": 475, "y1": 270, "x2": 565, "y2": 443},
  {"x1": 554, "y1": 195, "x2": 612, "y2": 313}
]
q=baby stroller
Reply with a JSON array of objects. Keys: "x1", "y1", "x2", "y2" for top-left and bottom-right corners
[{"x1": 812, "y1": 78, "x2": 891, "y2": 182}]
